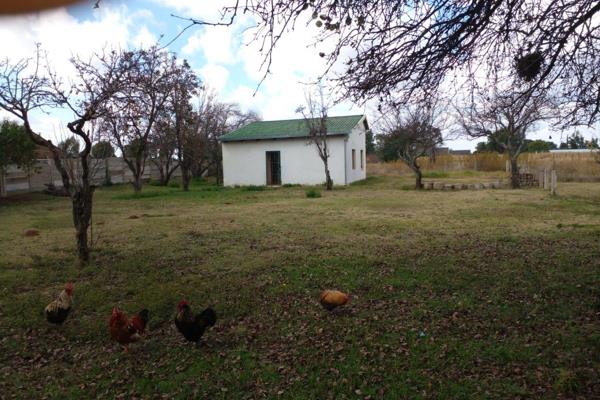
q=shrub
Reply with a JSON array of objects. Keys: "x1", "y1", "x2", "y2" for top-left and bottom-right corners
[
  {"x1": 305, "y1": 188, "x2": 321, "y2": 198},
  {"x1": 168, "y1": 181, "x2": 181, "y2": 188},
  {"x1": 423, "y1": 171, "x2": 449, "y2": 178},
  {"x1": 350, "y1": 176, "x2": 380, "y2": 186},
  {"x1": 244, "y1": 185, "x2": 265, "y2": 191},
  {"x1": 282, "y1": 183, "x2": 301, "y2": 188}
]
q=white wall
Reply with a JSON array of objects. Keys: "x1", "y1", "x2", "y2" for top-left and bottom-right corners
[
  {"x1": 344, "y1": 117, "x2": 367, "y2": 184},
  {"x1": 222, "y1": 136, "x2": 348, "y2": 186}
]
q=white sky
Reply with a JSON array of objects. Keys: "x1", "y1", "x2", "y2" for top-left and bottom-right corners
[{"x1": 0, "y1": 0, "x2": 597, "y2": 150}]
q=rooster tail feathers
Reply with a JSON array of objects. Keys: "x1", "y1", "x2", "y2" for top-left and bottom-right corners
[
  {"x1": 138, "y1": 309, "x2": 150, "y2": 324},
  {"x1": 197, "y1": 307, "x2": 217, "y2": 327}
]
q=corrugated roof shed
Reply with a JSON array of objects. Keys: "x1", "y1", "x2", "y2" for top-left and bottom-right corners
[{"x1": 220, "y1": 115, "x2": 364, "y2": 142}]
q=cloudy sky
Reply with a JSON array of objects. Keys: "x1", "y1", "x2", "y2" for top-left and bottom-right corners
[{"x1": 0, "y1": 0, "x2": 596, "y2": 150}]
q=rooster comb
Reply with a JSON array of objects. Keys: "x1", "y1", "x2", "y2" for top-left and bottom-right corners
[{"x1": 177, "y1": 299, "x2": 189, "y2": 309}]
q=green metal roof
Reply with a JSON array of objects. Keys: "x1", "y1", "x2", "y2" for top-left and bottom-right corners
[{"x1": 220, "y1": 114, "x2": 364, "y2": 142}]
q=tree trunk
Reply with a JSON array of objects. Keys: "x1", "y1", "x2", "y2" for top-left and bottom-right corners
[
  {"x1": 132, "y1": 175, "x2": 143, "y2": 193},
  {"x1": 324, "y1": 160, "x2": 333, "y2": 190},
  {"x1": 104, "y1": 159, "x2": 111, "y2": 186},
  {"x1": 165, "y1": 164, "x2": 177, "y2": 186},
  {"x1": 71, "y1": 186, "x2": 93, "y2": 265},
  {"x1": 158, "y1": 164, "x2": 167, "y2": 186},
  {"x1": 414, "y1": 166, "x2": 423, "y2": 190},
  {"x1": 182, "y1": 165, "x2": 190, "y2": 191},
  {"x1": 0, "y1": 170, "x2": 6, "y2": 198},
  {"x1": 510, "y1": 157, "x2": 520, "y2": 189}
]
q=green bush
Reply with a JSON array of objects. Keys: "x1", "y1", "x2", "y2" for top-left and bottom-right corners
[
  {"x1": 282, "y1": 183, "x2": 301, "y2": 188},
  {"x1": 168, "y1": 181, "x2": 180, "y2": 188},
  {"x1": 423, "y1": 171, "x2": 449, "y2": 178},
  {"x1": 350, "y1": 176, "x2": 380, "y2": 186},
  {"x1": 305, "y1": 188, "x2": 321, "y2": 198},
  {"x1": 243, "y1": 185, "x2": 265, "y2": 191}
]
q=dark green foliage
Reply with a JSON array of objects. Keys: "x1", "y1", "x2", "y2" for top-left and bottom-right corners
[
  {"x1": 0, "y1": 119, "x2": 36, "y2": 171},
  {"x1": 91, "y1": 141, "x2": 115, "y2": 159},
  {"x1": 524, "y1": 139, "x2": 557, "y2": 152},
  {"x1": 474, "y1": 129, "x2": 520, "y2": 154},
  {"x1": 305, "y1": 188, "x2": 322, "y2": 198},
  {"x1": 123, "y1": 138, "x2": 146, "y2": 159},
  {"x1": 560, "y1": 132, "x2": 598, "y2": 149},
  {"x1": 243, "y1": 185, "x2": 265, "y2": 191},
  {"x1": 58, "y1": 137, "x2": 80, "y2": 158},
  {"x1": 475, "y1": 131, "x2": 558, "y2": 154},
  {"x1": 365, "y1": 130, "x2": 375, "y2": 154}
]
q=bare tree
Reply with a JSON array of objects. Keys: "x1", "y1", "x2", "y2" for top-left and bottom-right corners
[
  {"x1": 378, "y1": 105, "x2": 444, "y2": 189},
  {"x1": 168, "y1": 59, "x2": 201, "y2": 191},
  {"x1": 148, "y1": 113, "x2": 179, "y2": 186},
  {"x1": 177, "y1": 0, "x2": 600, "y2": 126},
  {"x1": 0, "y1": 49, "x2": 129, "y2": 264},
  {"x1": 457, "y1": 86, "x2": 551, "y2": 188},
  {"x1": 103, "y1": 47, "x2": 175, "y2": 193},
  {"x1": 189, "y1": 91, "x2": 261, "y2": 183},
  {"x1": 296, "y1": 86, "x2": 333, "y2": 190}
]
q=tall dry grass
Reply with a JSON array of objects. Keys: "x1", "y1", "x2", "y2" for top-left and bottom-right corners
[{"x1": 369, "y1": 152, "x2": 600, "y2": 182}]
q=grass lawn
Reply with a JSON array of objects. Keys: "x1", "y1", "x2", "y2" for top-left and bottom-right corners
[{"x1": 1, "y1": 172, "x2": 599, "y2": 399}]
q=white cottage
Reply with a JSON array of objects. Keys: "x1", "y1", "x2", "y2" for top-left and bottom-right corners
[{"x1": 220, "y1": 114, "x2": 368, "y2": 186}]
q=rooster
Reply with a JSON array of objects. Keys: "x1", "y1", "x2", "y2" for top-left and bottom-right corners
[
  {"x1": 319, "y1": 290, "x2": 349, "y2": 311},
  {"x1": 174, "y1": 300, "x2": 217, "y2": 347},
  {"x1": 109, "y1": 307, "x2": 149, "y2": 352},
  {"x1": 45, "y1": 282, "x2": 74, "y2": 324}
]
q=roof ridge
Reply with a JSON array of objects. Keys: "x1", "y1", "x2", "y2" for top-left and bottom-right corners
[
  {"x1": 220, "y1": 114, "x2": 366, "y2": 142},
  {"x1": 248, "y1": 114, "x2": 364, "y2": 124}
]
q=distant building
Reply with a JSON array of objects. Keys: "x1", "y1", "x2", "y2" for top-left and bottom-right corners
[
  {"x1": 549, "y1": 149, "x2": 594, "y2": 153},
  {"x1": 433, "y1": 147, "x2": 471, "y2": 156},
  {"x1": 449, "y1": 149, "x2": 471, "y2": 155},
  {"x1": 220, "y1": 115, "x2": 368, "y2": 186}
]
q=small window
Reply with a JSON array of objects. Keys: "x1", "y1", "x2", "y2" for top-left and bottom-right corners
[
  {"x1": 360, "y1": 150, "x2": 364, "y2": 170},
  {"x1": 352, "y1": 149, "x2": 356, "y2": 170}
]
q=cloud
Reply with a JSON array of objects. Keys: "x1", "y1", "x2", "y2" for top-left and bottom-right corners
[
  {"x1": 182, "y1": 26, "x2": 235, "y2": 64},
  {"x1": 198, "y1": 64, "x2": 229, "y2": 93},
  {"x1": 132, "y1": 26, "x2": 158, "y2": 48},
  {"x1": 0, "y1": 4, "x2": 139, "y2": 141}
]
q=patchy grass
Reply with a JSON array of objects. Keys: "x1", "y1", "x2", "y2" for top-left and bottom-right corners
[
  {"x1": 1, "y1": 176, "x2": 599, "y2": 399},
  {"x1": 305, "y1": 188, "x2": 322, "y2": 198},
  {"x1": 422, "y1": 171, "x2": 450, "y2": 178}
]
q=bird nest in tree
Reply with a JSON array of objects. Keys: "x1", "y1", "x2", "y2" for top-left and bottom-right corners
[{"x1": 515, "y1": 51, "x2": 544, "y2": 81}]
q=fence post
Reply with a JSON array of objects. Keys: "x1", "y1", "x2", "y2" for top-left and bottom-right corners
[
  {"x1": 551, "y1": 170, "x2": 557, "y2": 196},
  {"x1": 539, "y1": 171, "x2": 544, "y2": 188},
  {"x1": 506, "y1": 160, "x2": 511, "y2": 173},
  {"x1": 543, "y1": 168, "x2": 549, "y2": 190}
]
